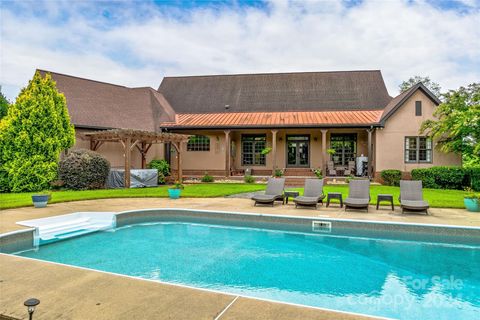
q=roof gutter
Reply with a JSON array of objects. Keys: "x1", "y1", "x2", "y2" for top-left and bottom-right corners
[{"x1": 159, "y1": 123, "x2": 384, "y2": 131}]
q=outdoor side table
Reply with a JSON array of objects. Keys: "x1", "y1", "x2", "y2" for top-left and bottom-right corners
[
  {"x1": 326, "y1": 192, "x2": 343, "y2": 208},
  {"x1": 376, "y1": 194, "x2": 394, "y2": 211},
  {"x1": 284, "y1": 191, "x2": 300, "y2": 204}
]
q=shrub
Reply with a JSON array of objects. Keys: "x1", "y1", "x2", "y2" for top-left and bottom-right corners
[
  {"x1": 59, "y1": 149, "x2": 110, "y2": 190},
  {"x1": 148, "y1": 159, "x2": 170, "y2": 184},
  {"x1": 411, "y1": 168, "x2": 437, "y2": 188},
  {"x1": 244, "y1": 175, "x2": 255, "y2": 184},
  {"x1": 201, "y1": 172, "x2": 215, "y2": 183},
  {"x1": 411, "y1": 166, "x2": 473, "y2": 190},
  {"x1": 274, "y1": 169, "x2": 284, "y2": 177},
  {"x1": 468, "y1": 167, "x2": 480, "y2": 191},
  {"x1": 429, "y1": 166, "x2": 467, "y2": 190},
  {"x1": 380, "y1": 169, "x2": 402, "y2": 186},
  {"x1": 313, "y1": 169, "x2": 323, "y2": 179}
]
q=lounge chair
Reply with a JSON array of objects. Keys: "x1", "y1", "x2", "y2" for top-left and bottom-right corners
[
  {"x1": 344, "y1": 179, "x2": 370, "y2": 212},
  {"x1": 293, "y1": 179, "x2": 326, "y2": 209},
  {"x1": 399, "y1": 180, "x2": 429, "y2": 214},
  {"x1": 252, "y1": 177, "x2": 285, "y2": 206}
]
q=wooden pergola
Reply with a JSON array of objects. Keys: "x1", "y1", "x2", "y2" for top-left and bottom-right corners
[{"x1": 83, "y1": 129, "x2": 191, "y2": 188}]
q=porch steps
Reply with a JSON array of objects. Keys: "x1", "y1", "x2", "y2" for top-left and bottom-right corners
[{"x1": 283, "y1": 168, "x2": 316, "y2": 177}]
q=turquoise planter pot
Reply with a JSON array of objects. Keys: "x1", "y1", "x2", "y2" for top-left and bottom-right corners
[
  {"x1": 168, "y1": 189, "x2": 182, "y2": 199},
  {"x1": 464, "y1": 198, "x2": 480, "y2": 212}
]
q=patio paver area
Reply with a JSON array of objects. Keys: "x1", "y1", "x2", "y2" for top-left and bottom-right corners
[{"x1": 1, "y1": 197, "x2": 479, "y2": 235}]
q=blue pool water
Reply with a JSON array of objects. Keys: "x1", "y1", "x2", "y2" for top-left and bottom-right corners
[{"x1": 19, "y1": 222, "x2": 480, "y2": 320}]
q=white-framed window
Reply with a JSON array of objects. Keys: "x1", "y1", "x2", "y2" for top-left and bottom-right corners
[{"x1": 405, "y1": 136, "x2": 432, "y2": 163}]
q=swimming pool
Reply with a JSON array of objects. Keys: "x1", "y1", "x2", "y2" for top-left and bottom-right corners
[{"x1": 15, "y1": 211, "x2": 480, "y2": 320}]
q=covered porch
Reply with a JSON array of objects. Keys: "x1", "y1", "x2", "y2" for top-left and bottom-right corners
[{"x1": 170, "y1": 127, "x2": 377, "y2": 180}]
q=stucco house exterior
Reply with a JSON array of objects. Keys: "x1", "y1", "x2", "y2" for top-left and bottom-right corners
[{"x1": 40, "y1": 69, "x2": 461, "y2": 182}]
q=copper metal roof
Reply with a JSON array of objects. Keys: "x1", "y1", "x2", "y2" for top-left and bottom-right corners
[{"x1": 161, "y1": 110, "x2": 383, "y2": 128}]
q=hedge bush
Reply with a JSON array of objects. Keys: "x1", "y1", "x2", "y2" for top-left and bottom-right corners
[
  {"x1": 201, "y1": 172, "x2": 215, "y2": 183},
  {"x1": 468, "y1": 167, "x2": 480, "y2": 191},
  {"x1": 411, "y1": 166, "x2": 479, "y2": 190},
  {"x1": 59, "y1": 149, "x2": 110, "y2": 190},
  {"x1": 411, "y1": 168, "x2": 437, "y2": 188},
  {"x1": 380, "y1": 169, "x2": 402, "y2": 186},
  {"x1": 148, "y1": 159, "x2": 170, "y2": 184},
  {"x1": 244, "y1": 175, "x2": 255, "y2": 184}
]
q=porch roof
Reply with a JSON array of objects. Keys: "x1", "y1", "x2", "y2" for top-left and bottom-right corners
[{"x1": 160, "y1": 110, "x2": 383, "y2": 129}]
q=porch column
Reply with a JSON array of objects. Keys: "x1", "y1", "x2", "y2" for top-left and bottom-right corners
[
  {"x1": 321, "y1": 129, "x2": 328, "y2": 175},
  {"x1": 367, "y1": 128, "x2": 374, "y2": 179},
  {"x1": 124, "y1": 137, "x2": 131, "y2": 188},
  {"x1": 224, "y1": 130, "x2": 231, "y2": 177},
  {"x1": 271, "y1": 130, "x2": 278, "y2": 174}
]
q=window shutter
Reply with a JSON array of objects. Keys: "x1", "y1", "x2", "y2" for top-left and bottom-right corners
[{"x1": 415, "y1": 101, "x2": 422, "y2": 116}]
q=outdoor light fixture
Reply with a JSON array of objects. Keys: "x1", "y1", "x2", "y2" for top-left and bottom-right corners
[{"x1": 24, "y1": 298, "x2": 40, "y2": 320}]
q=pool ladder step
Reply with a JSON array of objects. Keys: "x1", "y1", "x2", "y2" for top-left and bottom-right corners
[{"x1": 39, "y1": 219, "x2": 110, "y2": 241}]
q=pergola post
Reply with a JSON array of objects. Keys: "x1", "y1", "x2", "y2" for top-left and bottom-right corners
[
  {"x1": 321, "y1": 129, "x2": 328, "y2": 175},
  {"x1": 271, "y1": 130, "x2": 278, "y2": 175},
  {"x1": 224, "y1": 130, "x2": 231, "y2": 177},
  {"x1": 82, "y1": 129, "x2": 190, "y2": 187},
  {"x1": 124, "y1": 137, "x2": 132, "y2": 188}
]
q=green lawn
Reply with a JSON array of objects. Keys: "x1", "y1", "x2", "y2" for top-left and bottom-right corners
[
  {"x1": 0, "y1": 183, "x2": 266, "y2": 210},
  {"x1": 0, "y1": 183, "x2": 468, "y2": 210}
]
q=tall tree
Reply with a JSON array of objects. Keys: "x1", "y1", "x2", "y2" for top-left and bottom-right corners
[
  {"x1": 0, "y1": 71, "x2": 75, "y2": 192},
  {"x1": 0, "y1": 86, "x2": 9, "y2": 119},
  {"x1": 420, "y1": 83, "x2": 480, "y2": 167},
  {"x1": 399, "y1": 76, "x2": 441, "y2": 97}
]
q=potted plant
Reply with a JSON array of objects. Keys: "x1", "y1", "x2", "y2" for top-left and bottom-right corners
[
  {"x1": 464, "y1": 189, "x2": 480, "y2": 212},
  {"x1": 313, "y1": 168, "x2": 323, "y2": 179},
  {"x1": 273, "y1": 168, "x2": 284, "y2": 178},
  {"x1": 168, "y1": 181, "x2": 184, "y2": 199},
  {"x1": 32, "y1": 191, "x2": 51, "y2": 208},
  {"x1": 261, "y1": 147, "x2": 272, "y2": 155},
  {"x1": 327, "y1": 148, "x2": 336, "y2": 158}
]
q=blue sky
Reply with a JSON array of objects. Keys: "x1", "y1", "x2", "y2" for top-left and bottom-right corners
[{"x1": 1, "y1": 0, "x2": 479, "y2": 101}]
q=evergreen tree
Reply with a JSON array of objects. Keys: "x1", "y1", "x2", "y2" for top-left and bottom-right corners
[
  {"x1": 0, "y1": 87, "x2": 9, "y2": 119},
  {"x1": 0, "y1": 71, "x2": 75, "y2": 192}
]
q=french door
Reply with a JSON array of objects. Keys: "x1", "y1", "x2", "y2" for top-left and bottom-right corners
[{"x1": 286, "y1": 135, "x2": 310, "y2": 167}]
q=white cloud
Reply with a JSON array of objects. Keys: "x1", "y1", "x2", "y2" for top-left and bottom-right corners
[{"x1": 1, "y1": 0, "x2": 479, "y2": 101}]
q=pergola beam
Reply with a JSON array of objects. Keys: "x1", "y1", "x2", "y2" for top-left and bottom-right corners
[{"x1": 83, "y1": 129, "x2": 190, "y2": 188}]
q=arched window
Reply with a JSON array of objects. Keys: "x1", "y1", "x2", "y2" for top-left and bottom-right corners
[{"x1": 187, "y1": 135, "x2": 210, "y2": 151}]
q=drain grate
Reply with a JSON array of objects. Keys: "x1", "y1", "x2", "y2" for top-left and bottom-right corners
[{"x1": 312, "y1": 221, "x2": 332, "y2": 233}]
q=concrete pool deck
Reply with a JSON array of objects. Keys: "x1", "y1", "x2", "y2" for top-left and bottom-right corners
[
  {"x1": 1, "y1": 197, "x2": 479, "y2": 234},
  {"x1": 1, "y1": 197, "x2": 479, "y2": 320}
]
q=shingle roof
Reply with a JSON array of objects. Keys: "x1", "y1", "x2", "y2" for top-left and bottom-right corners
[
  {"x1": 38, "y1": 70, "x2": 173, "y2": 131},
  {"x1": 161, "y1": 110, "x2": 383, "y2": 128},
  {"x1": 158, "y1": 70, "x2": 392, "y2": 113}
]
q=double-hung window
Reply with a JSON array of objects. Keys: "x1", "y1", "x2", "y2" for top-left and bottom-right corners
[
  {"x1": 405, "y1": 137, "x2": 432, "y2": 163},
  {"x1": 242, "y1": 135, "x2": 266, "y2": 165}
]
